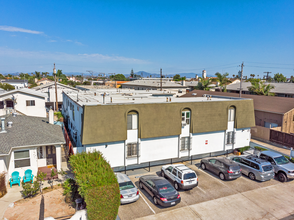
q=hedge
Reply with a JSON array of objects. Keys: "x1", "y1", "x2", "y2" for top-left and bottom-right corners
[
  {"x1": 69, "y1": 151, "x2": 120, "y2": 220},
  {"x1": 0, "y1": 172, "x2": 7, "y2": 198}
]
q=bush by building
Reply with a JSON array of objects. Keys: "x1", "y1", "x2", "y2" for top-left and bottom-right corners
[
  {"x1": 0, "y1": 172, "x2": 7, "y2": 198},
  {"x1": 69, "y1": 151, "x2": 120, "y2": 220}
]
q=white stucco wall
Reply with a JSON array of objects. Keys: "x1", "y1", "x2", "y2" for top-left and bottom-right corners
[{"x1": 0, "y1": 92, "x2": 46, "y2": 117}]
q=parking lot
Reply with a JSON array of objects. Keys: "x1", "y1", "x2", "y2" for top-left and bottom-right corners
[{"x1": 118, "y1": 158, "x2": 294, "y2": 220}]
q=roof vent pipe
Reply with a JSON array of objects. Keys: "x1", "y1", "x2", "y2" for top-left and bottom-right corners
[
  {"x1": 12, "y1": 112, "x2": 17, "y2": 117},
  {"x1": 7, "y1": 121, "x2": 13, "y2": 128},
  {"x1": 49, "y1": 108, "x2": 54, "y2": 124},
  {"x1": 111, "y1": 97, "x2": 113, "y2": 103},
  {"x1": 0, "y1": 117, "x2": 6, "y2": 133}
]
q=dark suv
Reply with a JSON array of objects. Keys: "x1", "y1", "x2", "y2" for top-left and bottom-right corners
[{"x1": 201, "y1": 157, "x2": 242, "y2": 180}]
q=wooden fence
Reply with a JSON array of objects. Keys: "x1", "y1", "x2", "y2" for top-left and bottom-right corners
[{"x1": 270, "y1": 130, "x2": 294, "y2": 148}]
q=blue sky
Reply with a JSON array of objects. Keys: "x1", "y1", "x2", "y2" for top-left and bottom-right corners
[{"x1": 0, "y1": 0, "x2": 293, "y2": 77}]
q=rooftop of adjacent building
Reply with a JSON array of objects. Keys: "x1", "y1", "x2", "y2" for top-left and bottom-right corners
[
  {"x1": 182, "y1": 90, "x2": 294, "y2": 114},
  {"x1": 0, "y1": 88, "x2": 48, "y2": 98},
  {"x1": 0, "y1": 114, "x2": 65, "y2": 155},
  {"x1": 64, "y1": 88, "x2": 250, "y2": 107},
  {"x1": 226, "y1": 81, "x2": 294, "y2": 94},
  {"x1": 0, "y1": 79, "x2": 28, "y2": 83},
  {"x1": 121, "y1": 79, "x2": 188, "y2": 88}
]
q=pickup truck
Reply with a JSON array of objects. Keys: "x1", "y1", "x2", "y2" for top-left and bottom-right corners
[{"x1": 255, "y1": 150, "x2": 294, "y2": 182}]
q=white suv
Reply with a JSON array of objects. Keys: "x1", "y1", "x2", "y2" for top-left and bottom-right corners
[{"x1": 161, "y1": 164, "x2": 198, "y2": 190}]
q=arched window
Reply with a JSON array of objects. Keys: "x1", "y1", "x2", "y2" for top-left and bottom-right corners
[
  {"x1": 182, "y1": 108, "x2": 191, "y2": 125},
  {"x1": 228, "y1": 107, "x2": 235, "y2": 122},
  {"x1": 127, "y1": 111, "x2": 138, "y2": 130}
]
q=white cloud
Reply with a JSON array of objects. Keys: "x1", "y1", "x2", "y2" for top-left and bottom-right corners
[
  {"x1": 0, "y1": 25, "x2": 43, "y2": 34},
  {"x1": 0, "y1": 47, "x2": 149, "y2": 64}
]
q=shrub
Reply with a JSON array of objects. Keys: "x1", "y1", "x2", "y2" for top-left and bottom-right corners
[
  {"x1": 239, "y1": 146, "x2": 251, "y2": 154},
  {"x1": 54, "y1": 111, "x2": 64, "y2": 120},
  {"x1": 254, "y1": 146, "x2": 267, "y2": 151},
  {"x1": 0, "y1": 172, "x2": 7, "y2": 198},
  {"x1": 21, "y1": 178, "x2": 40, "y2": 198},
  {"x1": 62, "y1": 178, "x2": 79, "y2": 203},
  {"x1": 69, "y1": 151, "x2": 120, "y2": 220}
]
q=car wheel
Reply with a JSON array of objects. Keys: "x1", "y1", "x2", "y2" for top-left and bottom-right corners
[
  {"x1": 201, "y1": 163, "x2": 206, "y2": 170},
  {"x1": 278, "y1": 172, "x2": 288, "y2": 183},
  {"x1": 153, "y1": 197, "x2": 158, "y2": 205},
  {"x1": 139, "y1": 181, "x2": 144, "y2": 189},
  {"x1": 195, "y1": 181, "x2": 199, "y2": 187},
  {"x1": 174, "y1": 182, "x2": 179, "y2": 190},
  {"x1": 219, "y1": 172, "x2": 225, "y2": 180},
  {"x1": 161, "y1": 170, "x2": 165, "y2": 177},
  {"x1": 248, "y1": 172, "x2": 255, "y2": 180}
]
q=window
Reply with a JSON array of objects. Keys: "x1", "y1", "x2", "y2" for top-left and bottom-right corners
[
  {"x1": 181, "y1": 137, "x2": 190, "y2": 151},
  {"x1": 72, "y1": 107, "x2": 75, "y2": 121},
  {"x1": 0, "y1": 101, "x2": 4, "y2": 109},
  {"x1": 233, "y1": 157, "x2": 241, "y2": 163},
  {"x1": 226, "y1": 132, "x2": 234, "y2": 144},
  {"x1": 241, "y1": 158, "x2": 250, "y2": 166},
  {"x1": 177, "y1": 172, "x2": 182, "y2": 179},
  {"x1": 167, "y1": 166, "x2": 173, "y2": 172},
  {"x1": 26, "y1": 100, "x2": 35, "y2": 106},
  {"x1": 228, "y1": 107, "x2": 235, "y2": 121},
  {"x1": 127, "y1": 113, "x2": 138, "y2": 130},
  {"x1": 209, "y1": 159, "x2": 216, "y2": 164},
  {"x1": 172, "y1": 168, "x2": 177, "y2": 176},
  {"x1": 215, "y1": 161, "x2": 224, "y2": 167},
  {"x1": 250, "y1": 162, "x2": 259, "y2": 170},
  {"x1": 259, "y1": 154, "x2": 267, "y2": 160},
  {"x1": 37, "y1": 147, "x2": 44, "y2": 159},
  {"x1": 182, "y1": 111, "x2": 190, "y2": 125},
  {"x1": 14, "y1": 150, "x2": 30, "y2": 168},
  {"x1": 127, "y1": 143, "x2": 137, "y2": 157}
]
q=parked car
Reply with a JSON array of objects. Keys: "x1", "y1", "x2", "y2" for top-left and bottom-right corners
[
  {"x1": 200, "y1": 157, "x2": 242, "y2": 180},
  {"x1": 161, "y1": 164, "x2": 198, "y2": 190},
  {"x1": 116, "y1": 173, "x2": 139, "y2": 204},
  {"x1": 256, "y1": 151, "x2": 294, "y2": 182},
  {"x1": 230, "y1": 155, "x2": 275, "y2": 181},
  {"x1": 139, "y1": 175, "x2": 181, "y2": 207}
]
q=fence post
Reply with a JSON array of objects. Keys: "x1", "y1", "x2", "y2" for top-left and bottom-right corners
[
  {"x1": 291, "y1": 148, "x2": 293, "y2": 160},
  {"x1": 171, "y1": 159, "x2": 173, "y2": 164},
  {"x1": 149, "y1": 162, "x2": 150, "y2": 172}
]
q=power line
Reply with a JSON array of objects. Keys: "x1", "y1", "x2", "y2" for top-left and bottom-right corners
[{"x1": 245, "y1": 61, "x2": 293, "y2": 66}]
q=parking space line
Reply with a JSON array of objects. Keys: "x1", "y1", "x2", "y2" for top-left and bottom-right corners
[
  {"x1": 139, "y1": 192, "x2": 156, "y2": 214},
  {"x1": 197, "y1": 186, "x2": 206, "y2": 194},
  {"x1": 196, "y1": 167, "x2": 229, "y2": 187}
]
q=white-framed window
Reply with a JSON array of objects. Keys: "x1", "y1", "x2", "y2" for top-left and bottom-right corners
[
  {"x1": 37, "y1": 147, "x2": 44, "y2": 159},
  {"x1": 14, "y1": 150, "x2": 30, "y2": 168},
  {"x1": 182, "y1": 111, "x2": 190, "y2": 125},
  {"x1": 181, "y1": 137, "x2": 190, "y2": 151},
  {"x1": 127, "y1": 113, "x2": 138, "y2": 130},
  {"x1": 226, "y1": 132, "x2": 235, "y2": 144},
  {"x1": 26, "y1": 100, "x2": 35, "y2": 106},
  {"x1": 127, "y1": 143, "x2": 137, "y2": 157},
  {"x1": 228, "y1": 108, "x2": 235, "y2": 122}
]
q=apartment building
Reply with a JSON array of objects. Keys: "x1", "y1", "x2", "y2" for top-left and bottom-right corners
[{"x1": 62, "y1": 89, "x2": 255, "y2": 169}]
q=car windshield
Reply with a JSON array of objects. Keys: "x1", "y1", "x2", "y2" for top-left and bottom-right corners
[
  {"x1": 119, "y1": 181, "x2": 135, "y2": 191},
  {"x1": 184, "y1": 173, "x2": 196, "y2": 180},
  {"x1": 157, "y1": 184, "x2": 175, "y2": 193},
  {"x1": 274, "y1": 156, "x2": 289, "y2": 165},
  {"x1": 262, "y1": 165, "x2": 273, "y2": 172},
  {"x1": 229, "y1": 166, "x2": 240, "y2": 171}
]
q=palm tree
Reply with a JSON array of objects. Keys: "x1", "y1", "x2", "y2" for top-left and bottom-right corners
[
  {"x1": 248, "y1": 81, "x2": 275, "y2": 96},
  {"x1": 213, "y1": 72, "x2": 232, "y2": 92},
  {"x1": 195, "y1": 78, "x2": 212, "y2": 91}
]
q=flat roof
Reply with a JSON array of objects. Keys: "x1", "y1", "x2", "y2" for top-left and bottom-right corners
[
  {"x1": 64, "y1": 88, "x2": 249, "y2": 107},
  {"x1": 121, "y1": 79, "x2": 188, "y2": 88},
  {"x1": 182, "y1": 90, "x2": 294, "y2": 114}
]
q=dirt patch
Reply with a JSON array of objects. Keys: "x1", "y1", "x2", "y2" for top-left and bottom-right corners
[{"x1": 4, "y1": 189, "x2": 75, "y2": 220}]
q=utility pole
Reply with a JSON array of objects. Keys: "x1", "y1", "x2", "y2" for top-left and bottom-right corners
[
  {"x1": 239, "y1": 62, "x2": 244, "y2": 98},
  {"x1": 53, "y1": 63, "x2": 58, "y2": 111},
  {"x1": 160, "y1": 68, "x2": 163, "y2": 91},
  {"x1": 263, "y1": 71, "x2": 271, "y2": 81}
]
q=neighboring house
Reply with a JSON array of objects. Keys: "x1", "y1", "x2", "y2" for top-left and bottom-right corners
[
  {"x1": 32, "y1": 82, "x2": 79, "y2": 110},
  {"x1": 182, "y1": 90, "x2": 294, "y2": 134},
  {"x1": 0, "y1": 88, "x2": 47, "y2": 117},
  {"x1": 62, "y1": 89, "x2": 254, "y2": 170},
  {"x1": 0, "y1": 114, "x2": 66, "y2": 183},
  {"x1": 36, "y1": 78, "x2": 53, "y2": 86},
  {"x1": 0, "y1": 79, "x2": 28, "y2": 89},
  {"x1": 121, "y1": 78, "x2": 188, "y2": 91},
  {"x1": 105, "y1": 81, "x2": 129, "y2": 88},
  {"x1": 226, "y1": 82, "x2": 294, "y2": 98}
]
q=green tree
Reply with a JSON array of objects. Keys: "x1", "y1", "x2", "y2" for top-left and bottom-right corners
[
  {"x1": 35, "y1": 71, "x2": 41, "y2": 79},
  {"x1": 6, "y1": 74, "x2": 12, "y2": 78},
  {"x1": 70, "y1": 151, "x2": 120, "y2": 220},
  {"x1": 248, "y1": 81, "x2": 275, "y2": 96},
  {"x1": 274, "y1": 73, "x2": 287, "y2": 82},
  {"x1": 110, "y1": 74, "x2": 127, "y2": 81},
  {"x1": 195, "y1": 78, "x2": 212, "y2": 91},
  {"x1": 0, "y1": 74, "x2": 5, "y2": 79},
  {"x1": 213, "y1": 72, "x2": 231, "y2": 92},
  {"x1": 0, "y1": 83, "x2": 15, "y2": 91},
  {"x1": 290, "y1": 76, "x2": 294, "y2": 83},
  {"x1": 173, "y1": 74, "x2": 181, "y2": 81}
]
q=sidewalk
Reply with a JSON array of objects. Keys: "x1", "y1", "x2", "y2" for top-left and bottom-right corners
[{"x1": 250, "y1": 138, "x2": 291, "y2": 156}]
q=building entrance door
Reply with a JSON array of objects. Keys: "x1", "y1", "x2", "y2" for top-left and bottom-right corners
[{"x1": 46, "y1": 146, "x2": 56, "y2": 165}]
